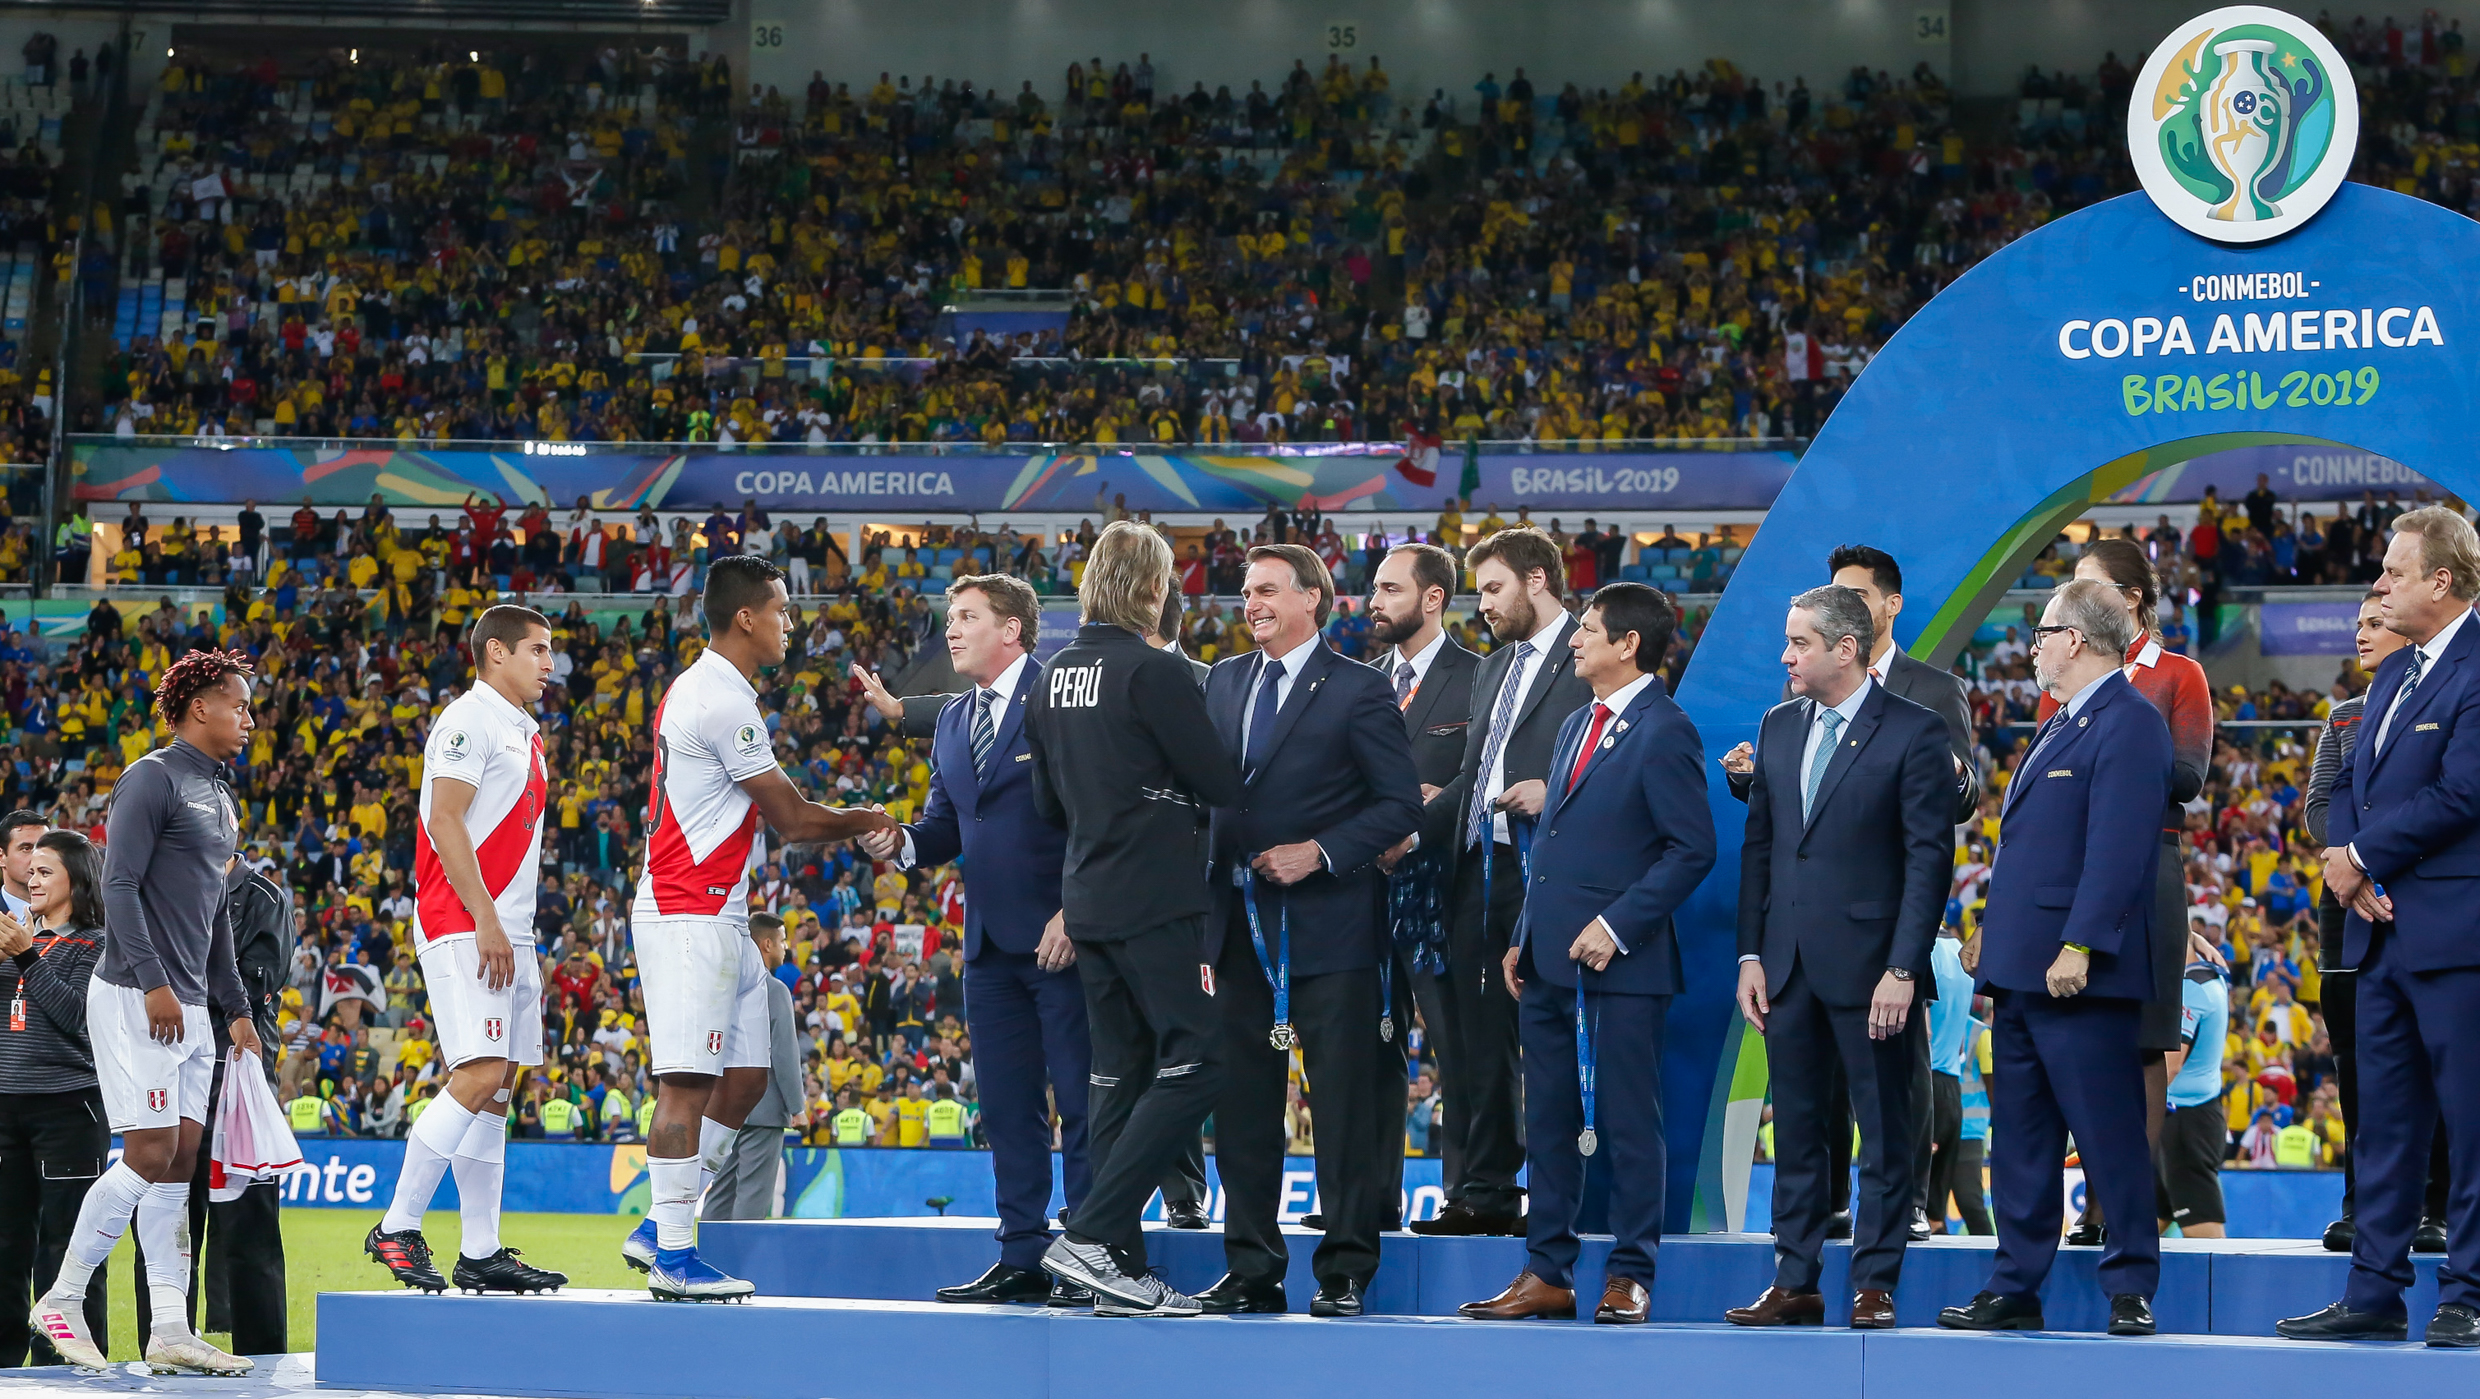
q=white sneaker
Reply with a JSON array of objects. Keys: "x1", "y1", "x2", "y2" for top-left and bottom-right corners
[
  {"x1": 29, "y1": 1295, "x2": 104, "y2": 1367},
  {"x1": 1041, "y1": 1236, "x2": 1199, "y2": 1316},
  {"x1": 1093, "y1": 1273, "x2": 1204, "y2": 1319},
  {"x1": 145, "y1": 1332, "x2": 254, "y2": 1376}
]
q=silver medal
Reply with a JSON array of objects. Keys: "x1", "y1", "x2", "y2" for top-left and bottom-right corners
[
  {"x1": 1270, "y1": 1021, "x2": 1297, "y2": 1051},
  {"x1": 1577, "y1": 1127, "x2": 1599, "y2": 1157},
  {"x1": 1380, "y1": 1015, "x2": 1396, "y2": 1043}
]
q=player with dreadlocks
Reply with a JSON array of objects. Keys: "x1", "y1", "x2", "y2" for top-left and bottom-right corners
[{"x1": 30, "y1": 649, "x2": 262, "y2": 1375}]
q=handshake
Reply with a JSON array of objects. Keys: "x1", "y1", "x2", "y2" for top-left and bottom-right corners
[{"x1": 855, "y1": 808, "x2": 905, "y2": 861}]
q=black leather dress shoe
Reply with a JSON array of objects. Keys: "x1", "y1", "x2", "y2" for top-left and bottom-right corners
[
  {"x1": 1047, "y1": 1277, "x2": 1096, "y2": 1307},
  {"x1": 2415, "y1": 1217, "x2": 2450, "y2": 1254},
  {"x1": 1311, "y1": 1278, "x2": 1365, "y2": 1317},
  {"x1": 2322, "y1": 1215, "x2": 2356, "y2": 1252},
  {"x1": 1195, "y1": 1272, "x2": 1287, "y2": 1314},
  {"x1": 2429, "y1": 1303, "x2": 2480, "y2": 1348},
  {"x1": 1907, "y1": 1209, "x2": 1935, "y2": 1242},
  {"x1": 2108, "y1": 1294, "x2": 2155, "y2": 1336},
  {"x1": 1822, "y1": 1210, "x2": 1853, "y2": 1241},
  {"x1": 2275, "y1": 1301, "x2": 2410, "y2": 1341},
  {"x1": 1299, "y1": 1213, "x2": 1326, "y2": 1231},
  {"x1": 2065, "y1": 1219, "x2": 2107, "y2": 1247},
  {"x1": 936, "y1": 1263, "x2": 1052, "y2": 1304},
  {"x1": 1409, "y1": 1203, "x2": 1524, "y2": 1237},
  {"x1": 1163, "y1": 1202, "x2": 1211, "y2": 1230},
  {"x1": 1938, "y1": 1290, "x2": 2045, "y2": 1331}
]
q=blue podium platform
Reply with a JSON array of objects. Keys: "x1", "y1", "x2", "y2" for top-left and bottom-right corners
[
  {"x1": 312, "y1": 1289, "x2": 2463, "y2": 1399},
  {"x1": 698, "y1": 1217, "x2": 2452, "y2": 1336}
]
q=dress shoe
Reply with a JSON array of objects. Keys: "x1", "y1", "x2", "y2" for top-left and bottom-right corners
[
  {"x1": 935, "y1": 1262, "x2": 1052, "y2": 1304},
  {"x1": 1595, "y1": 1276, "x2": 1650, "y2": 1325},
  {"x1": 2322, "y1": 1215, "x2": 2356, "y2": 1252},
  {"x1": 1194, "y1": 1273, "x2": 1287, "y2": 1314},
  {"x1": 1850, "y1": 1289, "x2": 1897, "y2": 1329},
  {"x1": 2415, "y1": 1217, "x2": 2450, "y2": 1254},
  {"x1": 1298, "y1": 1212, "x2": 1326, "y2": 1231},
  {"x1": 2275, "y1": 1301, "x2": 2410, "y2": 1341},
  {"x1": 1822, "y1": 1210, "x2": 1854, "y2": 1241},
  {"x1": 1907, "y1": 1210, "x2": 1935, "y2": 1242},
  {"x1": 1938, "y1": 1290, "x2": 2046, "y2": 1331},
  {"x1": 1458, "y1": 1271, "x2": 1577, "y2": 1320},
  {"x1": 1725, "y1": 1286, "x2": 1825, "y2": 1327},
  {"x1": 2429, "y1": 1302, "x2": 2480, "y2": 1348},
  {"x1": 1310, "y1": 1278, "x2": 1365, "y2": 1317},
  {"x1": 1411, "y1": 1203, "x2": 1525, "y2": 1237},
  {"x1": 2065, "y1": 1219, "x2": 2107, "y2": 1247},
  {"x1": 1163, "y1": 1202, "x2": 1211, "y2": 1230},
  {"x1": 1047, "y1": 1277, "x2": 1096, "y2": 1307},
  {"x1": 2108, "y1": 1294, "x2": 2155, "y2": 1336}
]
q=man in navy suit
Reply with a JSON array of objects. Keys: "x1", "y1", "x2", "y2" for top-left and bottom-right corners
[
  {"x1": 2283, "y1": 507, "x2": 2480, "y2": 1348},
  {"x1": 858, "y1": 574, "x2": 1087, "y2": 1307},
  {"x1": 1939, "y1": 579, "x2": 2169, "y2": 1337},
  {"x1": 1195, "y1": 544, "x2": 1421, "y2": 1317},
  {"x1": 1726, "y1": 584, "x2": 1954, "y2": 1330},
  {"x1": 1457, "y1": 582, "x2": 1715, "y2": 1326}
]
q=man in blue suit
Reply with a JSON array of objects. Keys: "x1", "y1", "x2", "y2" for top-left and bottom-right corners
[
  {"x1": 1195, "y1": 544, "x2": 1421, "y2": 1318},
  {"x1": 1726, "y1": 584, "x2": 1954, "y2": 1330},
  {"x1": 859, "y1": 574, "x2": 1087, "y2": 1307},
  {"x1": 2283, "y1": 507, "x2": 2480, "y2": 1348},
  {"x1": 1457, "y1": 582, "x2": 1715, "y2": 1326},
  {"x1": 1940, "y1": 579, "x2": 2169, "y2": 1338}
]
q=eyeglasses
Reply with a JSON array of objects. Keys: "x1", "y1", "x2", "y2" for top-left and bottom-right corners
[{"x1": 2030, "y1": 624, "x2": 2081, "y2": 644}]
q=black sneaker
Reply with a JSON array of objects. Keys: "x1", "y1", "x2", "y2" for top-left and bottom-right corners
[
  {"x1": 453, "y1": 1247, "x2": 568, "y2": 1295},
  {"x1": 366, "y1": 1223, "x2": 448, "y2": 1293}
]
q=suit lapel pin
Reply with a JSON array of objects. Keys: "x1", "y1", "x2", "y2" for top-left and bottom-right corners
[
  {"x1": 2078, "y1": 716, "x2": 2089, "y2": 727},
  {"x1": 1614, "y1": 719, "x2": 1630, "y2": 733}
]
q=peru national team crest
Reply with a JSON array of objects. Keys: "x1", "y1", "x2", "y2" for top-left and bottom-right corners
[
  {"x1": 484, "y1": 1016, "x2": 505, "y2": 1043},
  {"x1": 2129, "y1": 6, "x2": 2358, "y2": 243},
  {"x1": 708, "y1": 1030, "x2": 725, "y2": 1056},
  {"x1": 147, "y1": 1088, "x2": 167, "y2": 1113}
]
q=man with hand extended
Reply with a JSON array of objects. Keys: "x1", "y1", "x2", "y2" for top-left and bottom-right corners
[{"x1": 32, "y1": 651, "x2": 264, "y2": 1375}]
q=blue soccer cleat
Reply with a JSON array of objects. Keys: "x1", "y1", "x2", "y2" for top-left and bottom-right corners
[
  {"x1": 647, "y1": 1247, "x2": 756, "y2": 1302},
  {"x1": 621, "y1": 1217, "x2": 660, "y2": 1273}
]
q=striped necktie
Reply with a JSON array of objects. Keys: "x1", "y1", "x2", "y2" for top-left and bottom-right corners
[
  {"x1": 970, "y1": 688, "x2": 998, "y2": 775},
  {"x1": 1467, "y1": 640, "x2": 1537, "y2": 846}
]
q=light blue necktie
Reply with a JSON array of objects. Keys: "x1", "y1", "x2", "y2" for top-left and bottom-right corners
[{"x1": 1803, "y1": 708, "x2": 1844, "y2": 822}]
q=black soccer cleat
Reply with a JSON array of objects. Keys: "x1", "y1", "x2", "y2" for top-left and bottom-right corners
[
  {"x1": 366, "y1": 1223, "x2": 448, "y2": 1293},
  {"x1": 454, "y1": 1247, "x2": 569, "y2": 1295}
]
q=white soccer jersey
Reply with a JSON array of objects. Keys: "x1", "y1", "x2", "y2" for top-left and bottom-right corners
[
  {"x1": 414, "y1": 683, "x2": 548, "y2": 947},
  {"x1": 634, "y1": 648, "x2": 779, "y2": 922}
]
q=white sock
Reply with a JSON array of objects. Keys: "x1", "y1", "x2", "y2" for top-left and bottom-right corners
[
  {"x1": 50, "y1": 1163, "x2": 150, "y2": 1300},
  {"x1": 452, "y1": 1111, "x2": 508, "y2": 1260},
  {"x1": 697, "y1": 1117, "x2": 730, "y2": 1196},
  {"x1": 136, "y1": 1182, "x2": 193, "y2": 1339},
  {"x1": 648, "y1": 1155, "x2": 700, "y2": 1251},
  {"x1": 382, "y1": 1095, "x2": 477, "y2": 1235}
]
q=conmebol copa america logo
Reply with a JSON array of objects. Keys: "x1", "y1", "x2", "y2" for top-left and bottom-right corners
[{"x1": 2128, "y1": 6, "x2": 2359, "y2": 243}]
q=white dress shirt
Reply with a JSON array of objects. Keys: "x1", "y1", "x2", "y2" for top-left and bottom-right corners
[
  {"x1": 1740, "y1": 675, "x2": 1871, "y2": 966},
  {"x1": 1241, "y1": 637, "x2": 1321, "y2": 757},
  {"x1": 1388, "y1": 629, "x2": 1447, "y2": 707},
  {"x1": 1481, "y1": 609, "x2": 1573, "y2": 845},
  {"x1": 2349, "y1": 604, "x2": 2473, "y2": 874},
  {"x1": 895, "y1": 653, "x2": 1030, "y2": 869}
]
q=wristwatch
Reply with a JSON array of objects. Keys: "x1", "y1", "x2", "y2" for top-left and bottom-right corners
[{"x1": 1885, "y1": 967, "x2": 1915, "y2": 982}]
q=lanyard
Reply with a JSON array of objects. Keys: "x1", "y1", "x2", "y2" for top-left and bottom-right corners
[
  {"x1": 1576, "y1": 975, "x2": 1600, "y2": 1156},
  {"x1": 1239, "y1": 864, "x2": 1295, "y2": 1050},
  {"x1": 8, "y1": 927, "x2": 57, "y2": 1033},
  {"x1": 1378, "y1": 945, "x2": 1394, "y2": 1044},
  {"x1": 1479, "y1": 816, "x2": 1535, "y2": 993}
]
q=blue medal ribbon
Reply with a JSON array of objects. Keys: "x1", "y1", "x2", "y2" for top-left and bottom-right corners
[
  {"x1": 1576, "y1": 974, "x2": 1600, "y2": 1157},
  {"x1": 1239, "y1": 862, "x2": 1294, "y2": 1050}
]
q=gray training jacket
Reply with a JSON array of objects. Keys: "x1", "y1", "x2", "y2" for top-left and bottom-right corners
[{"x1": 96, "y1": 737, "x2": 249, "y2": 1020}]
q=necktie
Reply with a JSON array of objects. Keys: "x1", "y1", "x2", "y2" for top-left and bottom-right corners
[
  {"x1": 1244, "y1": 657, "x2": 1283, "y2": 776},
  {"x1": 2383, "y1": 648, "x2": 2427, "y2": 751},
  {"x1": 1467, "y1": 640, "x2": 1537, "y2": 846},
  {"x1": 1395, "y1": 659, "x2": 1417, "y2": 709},
  {"x1": 1803, "y1": 708, "x2": 1844, "y2": 821},
  {"x1": 1567, "y1": 702, "x2": 1612, "y2": 792},
  {"x1": 970, "y1": 688, "x2": 997, "y2": 775}
]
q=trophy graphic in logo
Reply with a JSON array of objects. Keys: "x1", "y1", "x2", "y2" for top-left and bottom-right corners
[{"x1": 2129, "y1": 7, "x2": 2359, "y2": 243}]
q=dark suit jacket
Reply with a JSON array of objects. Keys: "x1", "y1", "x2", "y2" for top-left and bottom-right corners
[
  {"x1": 901, "y1": 648, "x2": 1207, "y2": 737},
  {"x1": 2330, "y1": 610, "x2": 2480, "y2": 972},
  {"x1": 1727, "y1": 645, "x2": 1978, "y2": 823},
  {"x1": 1424, "y1": 612, "x2": 1594, "y2": 873},
  {"x1": 1735, "y1": 682, "x2": 1954, "y2": 1007},
  {"x1": 1204, "y1": 642, "x2": 1423, "y2": 976},
  {"x1": 903, "y1": 661, "x2": 1066, "y2": 961},
  {"x1": 1375, "y1": 636, "x2": 1482, "y2": 852},
  {"x1": 1517, "y1": 677, "x2": 1716, "y2": 995},
  {"x1": 1976, "y1": 671, "x2": 2171, "y2": 1000}
]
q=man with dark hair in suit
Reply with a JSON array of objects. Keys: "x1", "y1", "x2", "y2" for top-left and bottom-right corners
[
  {"x1": 1725, "y1": 584, "x2": 1954, "y2": 1330},
  {"x1": 1411, "y1": 527, "x2": 1594, "y2": 1238},
  {"x1": 1940, "y1": 578, "x2": 2169, "y2": 1338},
  {"x1": 1194, "y1": 544, "x2": 1421, "y2": 1317},
  {"x1": 1457, "y1": 582, "x2": 1714, "y2": 1324}
]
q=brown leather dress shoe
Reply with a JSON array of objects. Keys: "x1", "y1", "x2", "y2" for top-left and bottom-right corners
[
  {"x1": 1851, "y1": 1288, "x2": 1897, "y2": 1329},
  {"x1": 1595, "y1": 1276, "x2": 1650, "y2": 1324},
  {"x1": 1458, "y1": 1271, "x2": 1578, "y2": 1320},
  {"x1": 1725, "y1": 1286, "x2": 1826, "y2": 1326}
]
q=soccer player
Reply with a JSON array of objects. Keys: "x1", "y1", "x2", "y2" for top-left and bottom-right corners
[
  {"x1": 621, "y1": 556, "x2": 894, "y2": 1300},
  {"x1": 367, "y1": 605, "x2": 568, "y2": 1296},
  {"x1": 31, "y1": 651, "x2": 262, "y2": 1375}
]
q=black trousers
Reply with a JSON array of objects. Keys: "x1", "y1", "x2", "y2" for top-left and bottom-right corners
[
  {"x1": 1372, "y1": 941, "x2": 1427, "y2": 1226},
  {"x1": 1924, "y1": 1070, "x2": 1992, "y2": 1235},
  {"x1": 1822, "y1": 1017, "x2": 1933, "y2": 1219},
  {"x1": 1074, "y1": 917, "x2": 1223, "y2": 1270},
  {"x1": 0, "y1": 1088, "x2": 110, "y2": 1367},
  {"x1": 1764, "y1": 961, "x2": 1926, "y2": 1292},
  {"x1": 2321, "y1": 933, "x2": 2451, "y2": 1221},
  {"x1": 1160, "y1": 1135, "x2": 1208, "y2": 1210},
  {"x1": 1211, "y1": 919, "x2": 1399, "y2": 1287},
  {"x1": 1431, "y1": 841, "x2": 1525, "y2": 1215}
]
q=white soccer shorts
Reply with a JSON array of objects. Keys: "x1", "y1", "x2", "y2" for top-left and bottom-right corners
[
  {"x1": 90, "y1": 979, "x2": 215, "y2": 1132},
  {"x1": 636, "y1": 915, "x2": 770, "y2": 1076},
  {"x1": 419, "y1": 938, "x2": 546, "y2": 1069}
]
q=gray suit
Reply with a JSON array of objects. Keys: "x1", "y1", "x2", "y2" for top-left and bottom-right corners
[{"x1": 706, "y1": 974, "x2": 803, "y2": 1221}]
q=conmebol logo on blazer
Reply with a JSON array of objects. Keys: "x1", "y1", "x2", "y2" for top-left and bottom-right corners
[{"x1": 2129, "y1": 6, "x2": 2359, "y2": 242}]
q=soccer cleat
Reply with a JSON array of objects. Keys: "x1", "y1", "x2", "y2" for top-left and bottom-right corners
[
  {"x1": 145, "y1": 1333, "x2": 254, "y2": 1376},
  {"x1": 28, "y1": 1295, "x2": 105, "y2": 1367},
  {"x1": 455, "y1": 1247, "x2": 568, "y2": 1295},
  {"x1": 621, "y1": 1217, "x2": 660, "y2": 1273},
  {"x1": 366, "y1": 1223, "x2": 448, "y2": 1293},
  {"x1": 647, "y1": 1247, "x2": 756, "y2": 1302}
]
